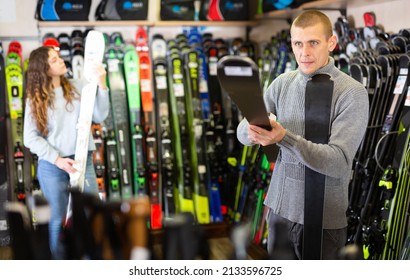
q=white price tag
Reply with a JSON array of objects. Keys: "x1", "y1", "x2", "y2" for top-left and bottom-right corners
[{"x1": 224, "y1": 66, "x2": 252, "y2": 77}]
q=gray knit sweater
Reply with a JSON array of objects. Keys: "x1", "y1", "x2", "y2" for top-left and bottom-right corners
[{"x1": 237, "y1": 57, "x2": 369, "y2": 229}]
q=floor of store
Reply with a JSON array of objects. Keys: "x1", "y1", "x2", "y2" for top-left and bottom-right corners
[
  {"x1": 0, "y1": 237, "x2": 266, "y2": 260},
  {"x1": 0, "y1": 246, "x2": 12, "y2": 260}
]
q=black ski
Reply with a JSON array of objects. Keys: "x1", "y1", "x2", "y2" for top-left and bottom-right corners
[
  {"x1": 303, "y1": 74, "x2": 333, "y2": 260},
  {"x1": 216, "y1": 55, "x2": 279, "y2": 162},
  {"x1": 151, "y1": 34, "x2": 176, "y2": 220}
]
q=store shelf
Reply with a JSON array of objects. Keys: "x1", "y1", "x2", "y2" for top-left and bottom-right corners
[
  {"x1": 154, "y1": 20, "x2": 258, "y2": 27},
  {"x1": 36, "y1": 0, "x2": 394, "y2": 27},
  {"x1": 37, "y1": 20, "x2": 258, "y2": 28},
  {"x1": 37, "y1": 20, "x2": 154, "y2": 27},
  {"x1": 255, "y1": 0, "x2": 396, "y2": 21},
  {"x1": 255, "y1": 0, "x2": 347, "y2": 20},
  {"x1": 347, "y1": 0, "x2": 397, "y2": 8}
]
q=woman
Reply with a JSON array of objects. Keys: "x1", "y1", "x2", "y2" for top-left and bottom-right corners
[{"x1": 24, "y1": 46, "x2": 109, "y2": 259}]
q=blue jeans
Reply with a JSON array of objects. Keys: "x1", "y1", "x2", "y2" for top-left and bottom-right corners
[{"x1": 37, "y1": 152, "x2": 98, "y2": 259}]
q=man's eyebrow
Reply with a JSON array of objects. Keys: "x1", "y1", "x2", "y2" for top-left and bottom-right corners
[{"x1": 292, "y1": 39, "x2": 321, "y2": 43}]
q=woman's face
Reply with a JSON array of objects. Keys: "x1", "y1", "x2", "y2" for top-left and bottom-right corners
[{"x1": 47, "y1": 49, "x2": 67, "y2": 78}]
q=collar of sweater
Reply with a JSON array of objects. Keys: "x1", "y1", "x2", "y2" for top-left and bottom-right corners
[{"x1": 297, "y1": 56, "x2": 336, "y2": 82}]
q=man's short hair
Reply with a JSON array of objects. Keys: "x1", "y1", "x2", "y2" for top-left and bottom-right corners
[{"x1": 291, "y1": 10, "x2": 333, "y2": 39}]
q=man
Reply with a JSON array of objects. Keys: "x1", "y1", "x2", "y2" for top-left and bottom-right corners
[{"x1": 236, "y1": 10, "x2": 369, "y2": 259}]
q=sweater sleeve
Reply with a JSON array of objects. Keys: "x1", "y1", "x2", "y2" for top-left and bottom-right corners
[
  {"x1": 73, "y1": 78, "x2": 109, "y2": 124},
  {"x1": 23, "y1": 100, "x2": 59, "y2": 164},
  {"x1": 236, "y1": 118, "x2": 252, "y2": 146},
  {"x1": 92, "y1": 87, "x2": 109, "y2": 123},
  {"x1": 278, "y1": 85, "x2": 369, "y2": 178}
]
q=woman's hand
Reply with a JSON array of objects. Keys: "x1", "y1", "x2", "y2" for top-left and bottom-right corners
[
  {"x1": 94, "y1": 62, "x2": 108, "y2": 90},
  {"x1": 55, "y1": 156, "x2": 77, "y2": 174}
]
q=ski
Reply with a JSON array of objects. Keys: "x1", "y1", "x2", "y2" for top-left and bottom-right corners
[
  {"x1": 232, "y1": 145, "x2": 250, "y2": 222},
  {"x1": 105, "y1": 46, "x2": 133, "y2": 200},
  {"x1": 123, "y1": 44, "x2": 144, "y2": 196},
  {"x1": 188, "y1": 31, "x2": 221, "y2": 221},
  {"x1": 136, "y1": 27, "x2": 162, "y2": 229},
  {"x1": 5, "y1": 52, "x2": 25, "y2": 201},
  {"x1": 0, "y1": 47, "x2": 10, "y2": 246},
  {"x1": 103, "y1": 118, "x2": 121, "y2": 201},
  {"x1": 183, "y1": 49, "x2": 210, "y2": 224},
  {"x1": 303, "y1": 74, "x2": 334, "y2": 260},
  {"x1": 69, "y1": 30, "x2": 106, "y2": 192},
  {"x1": 151, "y1": 34, "x2": 176, "y2": 220},
  {"x1": 216, "y1": 55, "x2": 279, "y2": 162},
  {"x1": 205, "y1": 41, "x2": 229, "y2": 217},
  {"x1": 167, "y1": 51, "x2": 194, "y2": 215}
]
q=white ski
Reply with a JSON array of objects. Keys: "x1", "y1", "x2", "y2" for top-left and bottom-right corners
[{"x1": 69, "y1": 30, "x2": 105, "y2": 192}]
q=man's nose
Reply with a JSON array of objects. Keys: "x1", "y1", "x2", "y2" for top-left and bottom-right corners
[{"x1": 301, "y1": 44, "x2": 311, "y2": 56}]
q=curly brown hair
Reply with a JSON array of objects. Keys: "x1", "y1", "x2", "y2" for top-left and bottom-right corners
[{"x1": 25, "y1": 46, "x2": 78, "y2": 136}]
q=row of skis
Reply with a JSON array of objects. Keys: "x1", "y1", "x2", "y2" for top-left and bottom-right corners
[
  {"x1": 334, "y1": 12, "x2": 410, "y2": 260},
  {"x1": 0, "y1": 40, "x2": 35, "y2": 247}
]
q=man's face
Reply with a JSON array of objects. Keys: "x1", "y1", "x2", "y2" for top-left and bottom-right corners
[{"x1": 291, "y1": 23, "x2": 336, "y2": 75}]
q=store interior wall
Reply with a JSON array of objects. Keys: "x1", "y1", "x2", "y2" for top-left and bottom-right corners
[
  {"x1": 346, "y1": 0, "x2": 409, "y2": 33},
  {"x1": 251, "y1": 0, "x2": 410, "y2": 43},
  {"x1": 0, "y1": 0, "x2": 409, "y2": 62}
]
